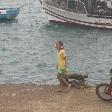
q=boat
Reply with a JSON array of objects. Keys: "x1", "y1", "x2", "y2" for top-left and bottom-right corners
[
  {"x1": 0, "y1": 7, "x2": 20, "y2": 20},
  {"x1": 39, "y1": 0, "x2": 112, "y2": 29}
]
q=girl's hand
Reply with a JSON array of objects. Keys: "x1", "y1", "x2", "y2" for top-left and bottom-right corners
[
  {"x1": 56, "y1": 65, "x2": 58, "y2": 69},
  {"x1": 64, "y1": 65, "x2": 67, "y2": 69}
]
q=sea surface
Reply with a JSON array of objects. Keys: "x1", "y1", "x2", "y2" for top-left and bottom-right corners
[{"x1": 0, "y1": 0, "x2": 112, "y2": 85}]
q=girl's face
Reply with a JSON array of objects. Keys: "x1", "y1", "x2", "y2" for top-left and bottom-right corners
[{"x1": 55, "y1": 42, "x2": 61, "y2": 50}]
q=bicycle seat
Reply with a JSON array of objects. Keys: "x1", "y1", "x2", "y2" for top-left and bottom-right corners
[{"x1": 68, "y1": 74, "x2": 88, "y2": 80}]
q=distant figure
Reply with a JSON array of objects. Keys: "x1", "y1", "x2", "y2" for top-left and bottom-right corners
[
  {"x1": 96, "y1": 0, "x2": 102, "y2": 7},
  {"x1": 95, "y1": 0, "x2": 107, "y2": 16},
  {"x1": 55, "y1": 41, "x2": 71, "y2": 92}
]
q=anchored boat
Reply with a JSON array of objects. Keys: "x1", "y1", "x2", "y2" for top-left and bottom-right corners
[
  {"x1": 0, "y1": 7, "x2": 20, "y2": 20},
  {"x1": 40, "y1": 0, "x2": 112, "y2": 29}
]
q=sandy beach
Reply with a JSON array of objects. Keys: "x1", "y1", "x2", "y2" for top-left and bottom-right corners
[{"x1": 0, "y1": 84, "x2": 111, "y2": 112}]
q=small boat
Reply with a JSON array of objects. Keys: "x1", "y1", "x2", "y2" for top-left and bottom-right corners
[
  {"x1": 0, "y1": 7, "x2": 20, "y2": 20},
  {"x1": 39, "y1": 0, "x2": 112, "y2": 29}
]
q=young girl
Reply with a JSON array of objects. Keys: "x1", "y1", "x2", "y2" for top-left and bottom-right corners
[{"x1": 55, "y1": 41, "x2": 71, "y2": 92}]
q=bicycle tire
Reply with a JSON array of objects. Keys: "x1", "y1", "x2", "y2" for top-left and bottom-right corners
[{"x1": 96, "y1": 83, "x2": 112, "y2": 101}]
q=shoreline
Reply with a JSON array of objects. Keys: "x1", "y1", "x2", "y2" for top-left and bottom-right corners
[{"x1": 0, "y1": 84, "x2": 111, "y2": 112}]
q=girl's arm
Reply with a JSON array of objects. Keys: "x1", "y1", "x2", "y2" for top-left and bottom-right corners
[
  {"x1": 64, "y1": 56, "x2": 67, "y2": 68},
  {"x1": 56, "y1": 64, "x2": 58, "y2": 69},
  {"x1": 62, "y1": 50, "x2": 67, "y2": 68}
]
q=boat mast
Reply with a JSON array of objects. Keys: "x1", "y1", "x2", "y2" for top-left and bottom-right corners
[{"x1": 88, "y1": 0, "x2": 96, "y2": 14}]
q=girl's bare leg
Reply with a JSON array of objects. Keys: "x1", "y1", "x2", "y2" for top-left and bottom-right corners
[
  {"x1": 57, "y1": 75, "x2": 65, "y2": 92},
  {"x1": 60, "y1": 76, "x2": 71, "y2": 92}
]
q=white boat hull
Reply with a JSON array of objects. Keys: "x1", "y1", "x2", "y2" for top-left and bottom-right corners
[{"x1": 42, "y1": 1, "x2": 112, "y2": 29}]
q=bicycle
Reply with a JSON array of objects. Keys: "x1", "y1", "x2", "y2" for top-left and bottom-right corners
[
  {"x1": 66, "y1": 73, "x2": 89, "y2": 88},
  {"x1": 96, "y1": 69, "x2": 112, "y2": 101}
]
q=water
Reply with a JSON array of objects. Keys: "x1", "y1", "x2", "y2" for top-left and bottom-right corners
[{"x1": 0, "y1": 0, "x2": 112, "y2": 85}]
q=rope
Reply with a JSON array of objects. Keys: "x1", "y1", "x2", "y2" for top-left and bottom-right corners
[
  {"x1": 19, "y1": 0, "x2": 37, "y2": 8},
  {"x1": 39, "y1": 0, "x2": 42, "y2": 5}
]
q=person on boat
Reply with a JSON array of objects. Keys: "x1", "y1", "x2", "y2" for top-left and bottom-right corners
[
  {"x1": 55, "y1": 41, "x2": 71, "y2": 92},
  {"x1": 96, "y1": 0, "x2": 102, "y2": 7},
  {"x1": 95, "y1": 0, "x2": 107, "y2": 16}
]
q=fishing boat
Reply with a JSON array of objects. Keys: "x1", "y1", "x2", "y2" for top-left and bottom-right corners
[
  {"x1": 0, "y1": 7, "x2": 20, "y2": 20},
  {"x1": 40, "y1": 0, "x2": 112, "y2": 29}
]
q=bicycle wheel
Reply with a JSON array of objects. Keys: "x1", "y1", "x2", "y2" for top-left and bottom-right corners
[{"x1": 96, "y1": 83, "x2": 112, "y2": 101}]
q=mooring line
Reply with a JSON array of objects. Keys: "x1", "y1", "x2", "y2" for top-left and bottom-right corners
[{"x1": 19, "y1": 0, "x2": 37, "y2": 8}]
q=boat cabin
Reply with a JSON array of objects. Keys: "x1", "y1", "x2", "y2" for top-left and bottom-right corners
[
  {"x1": 87, "y1": 0, "x2": 112, "y2": 18},
  {"x1": 44, "y1": 0, "x2": 112, "y2": 18},
  {"x1": 68, "y1": 0, "x2": 112, "y2": 18}
]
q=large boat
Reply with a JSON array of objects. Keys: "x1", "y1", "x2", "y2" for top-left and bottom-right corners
[
  {"x1": 0, "y1": 7, "x2": 20, "y2": 20},
  {"x1": 39, "y1": 0, "x2": 112, "y2": 29}
]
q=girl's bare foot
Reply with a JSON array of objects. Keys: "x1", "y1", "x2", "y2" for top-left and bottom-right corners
[
  {"x1": 56, "y1": 89, "x2": 63, "y2": 92},
  {"x1": 56, "y1": 86, "x2": 64, "y2": 92},
  {"x1": 65, "y1": 84, "x2": 71, "y2": 92}
]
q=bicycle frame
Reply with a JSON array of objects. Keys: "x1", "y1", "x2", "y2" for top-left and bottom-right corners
[{"x1": 106, "y1": 78, "x2": 112, "y2": 95}]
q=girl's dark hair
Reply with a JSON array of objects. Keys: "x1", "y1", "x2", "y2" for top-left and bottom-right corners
[
  {"x1": 58, "y1": 41, "x2": 64, "y2": 49},
  {"x1": 58, "y1": 41, "x2": 63, "y2": 46}
]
